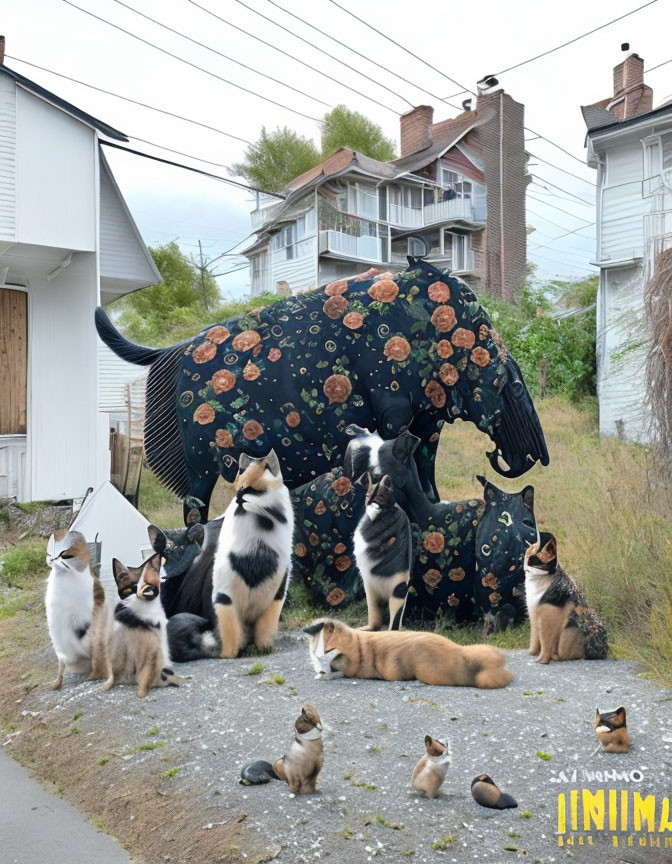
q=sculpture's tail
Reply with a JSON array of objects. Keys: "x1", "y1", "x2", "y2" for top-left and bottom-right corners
[{"x1": 95, "y1": 307, "x2": 191, "y2": 498}]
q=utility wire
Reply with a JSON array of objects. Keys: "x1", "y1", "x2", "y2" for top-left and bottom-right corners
[
  {"x1": 6, "y1": 54, "x2": 253, "y2": 145},
  {"x1": 530, "y1": 251, "x2": 596, "y2": 272},
  {"x1": 527, "y1": 150, "x2": 596, "y2": 186},
  {"x1": 130, "y1": 136, "x2": 230, "y2": 169},
  {"x1": 647, "y1": 56, "x2": 672, "y2": 72},
  {"x1": 531, "y1": 183, "x2": 594, "y2": 209},
  {"x1": 188, "y1": 0, "x2": 399, "y2": 115},
  {"x1": 110, "y1": 0, "x2": 330, "y2": 109},
  {"x1": 526, "y1": 206, "x2": 596, "y2": 235},
  {"x1": 529, "y1": 222, "x2": 597, "y2": 252},
  {"x1": 532, "y1": 175, "x2": 595, "y2": 205},
  {"x1": 326, "y1": 0, "x2": 472, "y2": 103},
  {"x1": 525, "y1": 127, "x2": 587, "y2": 165},
  {"x1": 527, "y1": 193, "x2": 595, "y2": 224},
  {"x1": 494, "y1": 0, "x2": 659, "y2": 76},
  {"x1": 61, "y1": 0, "x2": 321, "y2": 121}
]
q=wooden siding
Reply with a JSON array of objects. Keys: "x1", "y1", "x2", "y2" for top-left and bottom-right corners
[
  {"x1": 600, "y1": 139, "x2": 648, "y2": 261},
  {"x1": 0, "y1": 288, "x2": 27, "y2": 434},
  {"x1": 270, "y1": 246, "x2": 317, "y2": 293},
  {"x1": 0, "y1": 75, "x2": 16, "y2": 241}
]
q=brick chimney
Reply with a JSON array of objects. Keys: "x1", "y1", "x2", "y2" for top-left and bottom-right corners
[
  {"x1": 609, "y1": 53, "x2": 653, "y2": 121},
  {"x1": 0, "y1": 37, "x2": 5, "y2": 66},
  {"x1": 400, "y1": 105, "x2": 433, "y2": 158}
]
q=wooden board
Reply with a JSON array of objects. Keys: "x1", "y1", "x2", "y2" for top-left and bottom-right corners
[{"x1": 0, "y1": 288, "x2": 27, "y2": 435}]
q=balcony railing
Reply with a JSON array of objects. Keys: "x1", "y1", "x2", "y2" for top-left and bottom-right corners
[
  {"x1": 388, "y1": 204, "x2": 423, "y2": 227},
  {"x1": 423, "y1": 196, "x2": 485, "y2": 225},
  {"x1": 319, "y1": 230, "x2": 382, "y2": 262}
]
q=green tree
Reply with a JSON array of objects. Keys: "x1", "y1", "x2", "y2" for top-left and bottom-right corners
[
  {"x1": 229, "y1": 127, "x2": 321, "y2": 193},
  {"x1": 321, "y1": 104, "x2": 396, "y2": 161}
]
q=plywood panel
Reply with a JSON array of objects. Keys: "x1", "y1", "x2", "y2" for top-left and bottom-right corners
[{"x1": 0, "y1": 288, "x2": 27, "y2": 434}]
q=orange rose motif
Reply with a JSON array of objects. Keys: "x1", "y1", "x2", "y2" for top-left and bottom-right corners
[
  {"x1": 325, "y1": 279, "x2": 348, "y2": 296},
  {"x1": 309, "y1": 532, "x2": 320, "y2": 547},
  {"x1": 430, "y1": 305, "x2": 457, "y2": 333},
  {"x1": 268, "y1": 348, "x2": 282, "y2": 362},
  {"x1": 286, "y1": 411, "x2": 301, "y2": 428},
  {"x1": 428, "y1": 281, "x2": 451, "y2": 303},
  {"x1": 193, "y1": 403, "x2": 215, "y2": 425},
  {"x1": 242, "y1": 419, "x2": 263, "y2": 440},
  {"x1": 429, "y1": 432, "x2": 440, "y2": 443},
  {"x1": 447, "y1": 594, "x2": 460, "y2": 607},
  {"x1": 439, "y1": 363, "x2": 459, "y2": 386},
  {"x1": 449, "y1": 567, "x2": 466, "y2": 582},
  {"x1": 423, "y1": 531, "x2": 445, "y2": 554},
  {"x1": 491, "y1": 329, "x2": 508, "y2": 362},
  {"x1": 326, "y1": 587, "x2": 346, "y2": 605},
  {"x1": 482, "y1": 572, "x2": 498, "y2": 590},
  {"x1": 423, "y1": 569, "x2": 442, "y2": 587},
  {"x1": 205, "y1": 325, "x2": 230, "y2": 344},
  {"x1": 331, "y1": 476, "x2": 353, "y2": 496},
  {"x1": 211, "y1": 369, "x2": 236, "y2": 394},
  {"x1": 470, "y1": 347, "x2": 491, "y2": 368},
  {"x1": 368, "y1": 279, "x2": 399, "y2": 303},
  {"x1": 232, "y1": 329, "x2": 261, "y2": 352},
  {"x1": 353, "y1": 267, "x2": 383, "y2": 282},
  {"x1": 436, "y1": 339, "x2": 454, "y2": 358},
  {"x1": 478, "y1": 324, "x2": 490, "y2": 342},
  {"x1": 294, "y1": 543, "x2": 307, "y2": 557},
  {"x1": 323, "y1": 295, "x2": 348, "y2": 319},
  {"x1": 335, "y1": 556, "x2": 351, "y2": 572},
  {"x1": 343, "y1": 312, "x2": 364, "y2": 330},
  {"x1": 334, "y1": 543, "x2": 346, "y2": 554},
  {"x1": 383, "y1": 336, "x2": 411, "y2": 362},
  {"x1": 192, "y1": 340, "x2": 217, "y2": 364},
  {"x1": 215, "y1": 428, "x2": 233, "y2": 448},
  {"x1": 323, "y1": 374, "x2": 352, "y2": 404},
  {"x1": 315, "y1": 501, "x2": 326, "y2": 515},
  {"x1": 452, "y1": 328, "x2": 476, "y2": 349},
  {"x1": 425, "y1": 380, "x2": 446, "y2": 408},
  {"x1": 243, "y1": 362, "x2": 260, "y2": 381}
]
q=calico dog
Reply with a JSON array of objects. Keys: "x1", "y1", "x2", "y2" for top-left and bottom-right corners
[
  {"x1": 105, "y1": 554, "x2": 181, "y2": 698},
  {"x1": 273, "y1": 704, "x2": 324, "y2": 795},
  {"x1": 45, "y1": 529, "x2": 111, "y2": 689},
  {"x1": 212, "y1": 450, "x2": 292, "y2": 658},
  {"x1": 304, "y1": 619, "x2": 512, "y2": 688},
  {"x1": 353, "y1": 474, "x2": 412, "y2": 631},
  {"x1": 595, "y1": 707, "x2": 630, "y2": 753},
  {"x1": 525, "y1": 532, "x2": 608, "y2": 664},
  {"x1": 412, "y1": 736, "x2": 451, "y2": 798}
]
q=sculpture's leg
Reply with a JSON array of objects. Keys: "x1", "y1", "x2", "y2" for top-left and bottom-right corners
[
  {"x1": 409, "y1": 412, "x2": 442, "y2": 503},
  {"x1": 184, "y1": 471, "x2": 217, "y2": 526},
  {"x1": 369, "y1": 391, "x2": 413, "y2": 440}
]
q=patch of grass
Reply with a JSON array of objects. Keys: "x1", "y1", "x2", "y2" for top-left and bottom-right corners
[
  {"x1": 341, "y1": 828, "x2": 355, "y2": 839},
  {"x1": 271, "y1": 673, "x2": 285, "y2": 686},
  {"x1": 407, "y1": 696, "x2": 438, "y2": 708},
  {"x1": 145, "y1": 726, "x2": 159, "y2": 737},
  {"x1": 370, "y1": 746, "x2": 383, "y2": 754},
  {"x1": 97, "y1": 756, "x2": 110, "y2": 766},
  {"x1": 520, "y1": 811, "x2": 533, "y2": 819},
  {"x1": 432, "y1": 836, "x2": 455, "y2": 850},
  {"x1": 130, "y1": 741, "x2": 165, "y2": 753},
  {"x1": 536, "y1": 751, "x2": 552, "y2": 761},
  {"x1": 246, "y1": 662, "x2": 263, "y2": 676},
  {"x1": 350, "y1": 780, "x2": 377, "y2": 790},
  {"x1": 374, "y1": 814, "x2": 404, "y2": 830},
  {"x1": 162, "y1": 767, "x2": 181, "y2": 778},
  {"x1": 69, "y1": 726, "x2": 81, "y2": 735},
  {"x1": 503, "y1": 845, "x2": 519, "y2": 852},
  {"x1": 506, "y1": 831, "x2": 520, "y2": 838},
  {"x1": 343, "y1": 769, "x2": 355, "y2": 780},
  {"x1": 0, "y1": 544, "x2": 47, "y2": 588},
  {"x1": 73, "y1": 712, "x2": 83, "y2": 721},
  {"x1": 401, "y1": 852, "x2": 414, "y2": 858}
]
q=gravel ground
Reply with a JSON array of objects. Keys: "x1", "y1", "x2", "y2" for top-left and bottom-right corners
[{"x1": 21, "y1": 631, "x2": 672, "y2": 864}]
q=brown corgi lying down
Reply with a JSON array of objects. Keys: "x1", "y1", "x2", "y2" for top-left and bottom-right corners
[
  {"x1": 525, "y1": 532, "x2": 608, "y2": 664},
  {"x1": 595, "y1": 707, "x2": 630, "y2": 753},
  {"x1": 412, "y1": 735, "x2": 451, "y2": 798},
  {"x1": 303, "y1": 619, "x2": 512, "y2": 688}
]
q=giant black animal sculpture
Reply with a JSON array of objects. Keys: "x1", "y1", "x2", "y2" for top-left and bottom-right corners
[{"x1": 96, "y1": 260, "x2": 548, "y2": 524}]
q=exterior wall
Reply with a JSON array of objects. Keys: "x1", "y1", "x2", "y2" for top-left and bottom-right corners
[
  {"x1": 270, "y1": 244, "x2": 317, "y2": 294},
  {"x1": 0, "y1": 73, "x2": 16, "y2": 241},
  {"x1": 400, "y1": 105, "x2": 433, "y2": 157},
  {"x1": 98, "y1": 344, "x2": 147, "y2": 413},
  {"x1": 600, "y1": 137, "x2": 649, "y2": 262}
]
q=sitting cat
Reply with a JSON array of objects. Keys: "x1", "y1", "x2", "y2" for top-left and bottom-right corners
[
  {"x1": 45, "y1": 529, "x2": 111, "y2": 690},
  {"x1": 354, "y1": 473, "x2": 411, "y2": 630},
  {"x1": 525, "y1": 532, "x2": 608, "y2": 664},
  {"x1": 211, "y1": 450, "x2": 292, "y2": 658},
  {"x1": 273, "y1": 704, "x2": 324, "y2": 795},
  {"x1": 412, "y1": 735, "x2": 451, "y2": 798},
  {"x1": 595, "y1": 707, "x2": 630, "y2": 753},
  {"x1": 104, "y1": 554, "x2": 182, "y2": 698}
]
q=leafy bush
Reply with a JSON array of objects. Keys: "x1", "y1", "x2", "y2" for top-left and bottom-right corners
[{"x1": 0, "y1": 544, "x2": 47, "y2": 588}]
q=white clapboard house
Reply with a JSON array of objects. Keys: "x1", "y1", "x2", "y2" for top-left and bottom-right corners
[
  {"x1": 0, "y1": 51, "x2": 160, "y2": 506},
  {"x1": 583, "y1": 52, "x2": 672, "y2": 441}
]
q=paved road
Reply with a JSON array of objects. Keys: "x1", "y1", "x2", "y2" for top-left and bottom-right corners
[{"x1": 0, "y1": 748, "x2": 134, "y2": 864}]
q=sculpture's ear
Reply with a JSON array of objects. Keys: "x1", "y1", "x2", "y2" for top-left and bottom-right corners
[
  {"x1": 483, "y1": 480, "x2": 498, "y2": 502},
  {"x1": 424, "y1": 734, "x2": 433, "y2": 748},
  {"x1": 345, "y1": 424, "x2": 370, "y2": 439},
  {"x1": 147, "y1": 525, "x2": 166, "y2": 553},
  {"x1": 616, "y1": 707, "x2": 626, "y2": 724},
  {"x1": 476, "y1": 474, "x2": 487, "y2": 488},
  {"x1": 186, "y1": 507, "x2": 201, "y2": 526},
  {"x1": 343, "y1": 437, "x2": 370, "y2": 481},
  {"x1": 521, "y1": 485, "x2": 535, "y2": 512},
  {"x1": 595, "y1": 708, "x2": 600, "y2": 720},
  {"x1": 265, "y1": 449, "x2": 281, "y2": 477},
  {"x1": 238, "y1": 452, "x2": 253, "y2": 472},
  {"x1": 391, "y1": 430, "x2": 420, "y2": 464},
  {"x1": 187, "y1": 523, "x2": 205, "y2": 546},
  {"x1": 302, "y1": 620, "x2": 325, "y2": 637}
]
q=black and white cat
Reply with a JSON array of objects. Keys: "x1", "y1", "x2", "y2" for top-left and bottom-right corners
[
  {"x1": 211, "y1": 450, "x2": 293, "y2": 657},
  {"x1": 353, "y1": 474, "x2": 412, "y2": 631}
]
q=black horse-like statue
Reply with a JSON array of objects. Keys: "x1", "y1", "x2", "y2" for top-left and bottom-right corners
[{"x1": 96, "y1": 260, "x2": 548, "y2": 523}]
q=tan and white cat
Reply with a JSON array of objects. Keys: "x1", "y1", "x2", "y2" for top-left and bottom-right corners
[
  {"x1": 273, "y1": 704, "x2": 324, "y2": 795},
  {"x1": 211, "y1": 450, "x2": 292, "y2": 658},
  {"x1": 412, "y1": 735, "x2": 452, "y2": 798},
  {"x1": 45, "y1": 529, "x2": 111, "y2": 689}
]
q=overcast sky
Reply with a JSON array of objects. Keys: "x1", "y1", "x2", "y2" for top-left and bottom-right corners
[{"x1": 2, "y1": 0, "x2": 671, "y2": 296}]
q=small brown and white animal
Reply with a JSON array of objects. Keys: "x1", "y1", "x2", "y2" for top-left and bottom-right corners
[
  {"x1": 273, "y1": 704, "x2": 324, "y2": 795},
  {"x1": 211, "y1": 450, "x2": 292, "y2": 658},
  {"x1": 104, "y1": 554, "x2": 181, "y2": 698},
  {"x1": 353, "y1": 474, "x2": 412, "y2": 631},
  {"x1": 595, "y1": 707, "x2": 630, "y2": 753},
  {"x1": 411, "y1": 735, "x2": 451, "y2": 798},
  {"x1": 45, "y1": 529, "x2": 111, "y2": 690},
  {"x1": 303, "y1": 619, "x2": 512, "y2": 688},
  {"x1": 525, "y1": 532, "x2": 608, "y2": 664},
  {"x1": 470, "y1": 774, "x2": 518, "y2": 809}
]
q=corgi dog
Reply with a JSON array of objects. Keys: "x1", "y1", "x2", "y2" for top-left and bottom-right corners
[
  {"x1": 104, "y1": 554, "x2": 181, "y2": 698},
  {"x1": 412, "y1": 736, "x2": 451, "y2": 798},
  {"x1": 525, "y1": 532, "x2": 608, "y2": 664},
  {"x1": 595, "y1": 707, "x2": 630, "y2": 753},
  {"x1": 273, "y1": 704, "x2": 324, "y2": 795},
  {"x1": 303, "y1": 619, "x2": 512, "y2": 688},
  {"x1": 45, "y1": 529, "x2": 111, "y2": 690},
  {"x1": 353, "y1": 474, "x2": 412, "y2": 631},
  {"x1": 211, "y1": 450, "x2": 292, "y2": 658}
]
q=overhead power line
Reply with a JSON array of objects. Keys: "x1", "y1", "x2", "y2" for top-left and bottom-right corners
[
  {"x1": 494, "y1": 0, "x2": 660, "y2": 76},
  {"x1": 527, "y1": 193, "x2": 595, "y2": 224},
  {"x1": 527, "y1": 150, "x2": 596, "y2": 186},
  {"x1": 110, "y1": 0, "x2": 330, "y2": 109},
  {"x1": 525, "y1": 127, "x2": 588, "y2": 166},
  {"x1": 532, "y1": 174, "x2": 595, "y2": 205},
  {"x1": 647, "y1": 56, "x2": 672, "y2": 72},
  {"x1": 529, "y1": 221, "x2": 597, "y2": 253},
  {"x1": 529, "y1": 251, "x2": 597, "y2": 273},
  {"x1": 7, "y1": 54, "x2": 253, "y2": 145},
  {"x1": 61, "y1": 0, "x2": 321, "y2": 121},
  {"x1": 526, "y1": 206, "x2": 596, "y2": 235},
  {"x1": 188, "y1": 0, "x2": 399, "y2": 115}
]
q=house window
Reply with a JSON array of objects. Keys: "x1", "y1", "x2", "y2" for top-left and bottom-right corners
[
  {"x1": 442, "y1": 168, "x2": 458, "y2": 187},
  {"x1": 662, "y1": 132, "x2": 672, "y2": 172},
  {"x1": 271, "y1": 224, "x2": 296, "y2": 259},
  {"x1": 442, "y1": 230, "x2": 470, "y2": 270},
  {"x1": 347, "y1": 183, "x2": 378, "y2": 219},
  {"x1": 388, "y1": 184, "x2": 421, "y2": 211},
  {"x1": 408, "y1": 237, "x2": 426, "y2": 256},
  {"x1": 643, "y1": 137, "x2": 662, "y2": 178}
]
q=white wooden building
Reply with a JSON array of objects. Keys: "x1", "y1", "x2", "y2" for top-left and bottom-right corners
[
  {"x1": 0, "y1": 57, "x2": 160, "y2": 503},
  {"x1": 583, "y1": 52, "x2": 672, "y2": 441}
]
